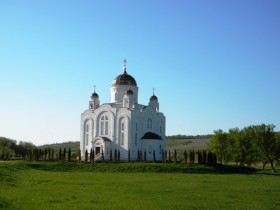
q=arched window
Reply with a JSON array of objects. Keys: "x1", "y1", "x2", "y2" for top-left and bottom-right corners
[
  {"x1": 147, "y1": 118, "x2": 152, "y2": 129},
  {"x1": 120, "y1": 117, "x2": 127, "y2": 146},
  {"x1": 135, "y1": 133, "x2": 138, "y2": 146},
  {"x1": 85, "y1": 124, "x2": 89, "y2": 146},
  {"x1": 100, "y1": 115, "x2": 109, "y2": 135}
]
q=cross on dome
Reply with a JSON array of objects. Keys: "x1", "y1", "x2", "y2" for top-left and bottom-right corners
[{"x1": 123, "y1": 59, "x2": 127, "y2": 74}]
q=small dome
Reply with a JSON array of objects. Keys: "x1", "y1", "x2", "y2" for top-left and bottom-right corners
[
  {"x1": 112, "y1": 67, "x2": 137, "y2": 86},
  {"x1": 150, "y1": 94, "x2": 158, "y2": 101},
  {"x1": 91, "y1": 92, "x2": 99, "y2": 99},
  {"x1": 126, "y1": 89, "x2": 134, "y2": 95}
]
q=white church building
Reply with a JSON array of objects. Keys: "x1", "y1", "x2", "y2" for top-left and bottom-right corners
[{"x1": 80, "y1": 61, "x2": 166, "y2": 161}]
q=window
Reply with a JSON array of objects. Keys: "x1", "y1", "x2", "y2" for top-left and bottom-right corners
[
  {"x1": 147, "y1": 118, "x2": 152, "y2": 129},
  {"x1": 121, "y1": 133, "x2": 124, "y2": 145},
  {"x1": 101, "y1": 115, "x2": 109, "y2": 135},
  {"x1": 120, "y1": 118, "x2": 126, "y2": 146},
  {"x1": 85, "y1": 123, "x2": 89, "y2": 146},
  {"x1": 135, "y1": 133, "x2": 138, "y2": 146},
  {"x1": 106, "y1": 147, "x2": 109, "y2": 155}
]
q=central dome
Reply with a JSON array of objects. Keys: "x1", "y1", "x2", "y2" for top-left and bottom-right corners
[{"x1": 112, "y1": 67, "x2": 137, "y2": 86}]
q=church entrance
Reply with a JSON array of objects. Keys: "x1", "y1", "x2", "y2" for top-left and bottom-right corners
[{"x1": 95, "y1": 147, "x2": 101, "y2": 155}]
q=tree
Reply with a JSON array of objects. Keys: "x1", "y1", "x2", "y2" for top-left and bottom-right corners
[
  {"x1": 183, "y1": 150, "x2": 187, "y2": 163},
  {"x1": 85, "y1": 149, "x2": 88, "y2": 163},
  {"x1": 144, "y1": 150, "x2": 147, "y2": 162},
  {"x1": 78, "y1": 150, "x2": 81, "y2": 162},
  {"x1": 251, "y1": 124, "x2": 280, "y2": 173},
  {"x1": 114, "y1": 149, "x2": 117, "y2": 162},
  {"x1": 153, "y1": 150, "x2": 156, "y2": 162},
  {"x1": 59, "y1": 148, "x2": 62, "y2": 161},
  {"x1": 207, "y1": 129, "x2": 231, "y2": 164},
  {"x1": 101, "y1": 149, "x2": 104, "y2": 162},
  {"x1": 174, "y1": 149, "x2": 177, "y2": 163},
  {"x1": 117, "y1": 150, "x2": 120, "y2": 162},
  {"x1": 68, "y1": 148, "x2": 71, "y2": 162},
  {"x1": 63, "y1": 148, "x2": 66, "y2": 161},
  {"x1": 128, "y1": 149, "x2": 130, "y2": 162},
  {"x1": 89, "y1": 148, "x2": 93, "y2": 162},
  {"x1": 168, "y1": 150, "x2": 171, "y2": 162},
  {"x1": 110, "y1": 149, "x2": 113, "y2": 162}
]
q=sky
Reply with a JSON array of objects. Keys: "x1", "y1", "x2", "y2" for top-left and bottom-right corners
[{"x1": 0, "y1": 0, "x2": 279, "y2": 145}]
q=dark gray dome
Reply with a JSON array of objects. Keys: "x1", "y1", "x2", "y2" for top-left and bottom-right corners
[{"x1": 112, "y1": 67, "x2": 137, "y2": 86}]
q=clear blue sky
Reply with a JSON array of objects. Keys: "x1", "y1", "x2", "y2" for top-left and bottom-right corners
[{"x1": 0, "y1": 0, "x2": 279, "y2": 145}]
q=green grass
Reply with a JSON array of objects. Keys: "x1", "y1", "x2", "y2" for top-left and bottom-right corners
[{"x1": 0, "y1": 161, "x2": 279, "y2": 210}]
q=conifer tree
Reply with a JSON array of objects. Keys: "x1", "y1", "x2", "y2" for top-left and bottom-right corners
[
  {"x1": 51, "y1": 148, "x2": 54, "y2": 161},
  {"x1": 144, "y1": 150, "x2": 147, "y2": 162},
  {"x1": 110, "y1": 149, "x2": 113, "y2": 162},
  {"x1": 114, "y1": 149, "x2": 117, "y2": 161},
  {"x1": 174, "y1": 149, "x2": 177, "y2": 163},
  {"x1": 85, "y1": 149, "x2": 88, "y2": 163},
  {"x1": 153, "y1": 150, "x2": 156, "y2": 162},
  {"x1": 63, "y1": 148, "x2": 66, "y2": 161},
  {"x1": 168, "y1": 150, "x2": 171, "y2": 162},
  {"x1": 89, "y1": 148, "x2": 93, "y2": 162},
  {"x1": 101, "y1": 149, "x2": 104, "y2": 162},
  {"x1": 68, "y1": 148, "x2": 71, "y2": 162},
  {"x1": 78, "y1": 150, "x2": 81, "y2": 162},
  {"x1": 128, "y1": 149, "x2": 130, "y2": 162},
  {"x1": 184, "y1": 150, "x2": 187, "y2": 163},
  {"x1": 117, "y1": 150, "x2": 120, "y2": 162},
  {"x1": 59, "y1": 148, "x2": 62, "y2": 161}
]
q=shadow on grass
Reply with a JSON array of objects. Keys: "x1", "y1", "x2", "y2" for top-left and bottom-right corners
[{"x1": 22, "y1": 161, "x2": 274, "y2": 175}]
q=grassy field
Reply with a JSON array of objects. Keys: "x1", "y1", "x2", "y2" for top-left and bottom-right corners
[{"x1": 1, "y1": 161, "x2": 279, "y2": 210}]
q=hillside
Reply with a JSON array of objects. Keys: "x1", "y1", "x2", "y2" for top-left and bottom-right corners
[{"x1": 39, "y1": 136, "x2": 211, "y2": 153}]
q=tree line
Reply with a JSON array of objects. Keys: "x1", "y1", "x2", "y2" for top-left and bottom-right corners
[
  {"x1": 0, "y1": 137, "x2": 35, "y2": 160},
  {"x1": 207, "y1": 124, "x2": 280, "y2": 173}
]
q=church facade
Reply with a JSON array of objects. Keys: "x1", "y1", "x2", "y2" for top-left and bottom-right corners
[{"x1": 80, "y1": 62, "x2": 166, "y2": 161}]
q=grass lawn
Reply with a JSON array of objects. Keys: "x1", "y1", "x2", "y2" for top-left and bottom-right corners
[{"x1": 1, "y1": 161, "x2": 280, "y2": 210}]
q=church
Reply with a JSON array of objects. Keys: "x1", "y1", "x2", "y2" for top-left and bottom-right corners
[{"x1": 80, "y1": 61, "x2": 166, "y2": 161}]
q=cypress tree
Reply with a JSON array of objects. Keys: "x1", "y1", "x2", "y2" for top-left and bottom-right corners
[
  {"x1": 89, "y1": 148, "x2": 93, "y2": 162},
  {"x1": 85, "y1": 149, "x2": 88, "y2": 163},
  {"x1": 137, "y1": 150, "x2": 140, "y2": 162},
  {"x1": 153, "y1": 150, "x2": 156, "y2": 162},
  {"x1": 78, "y1": 150, "x2": 81, "y2": 162},
  {"x1": 63, "y1": 148, "x2": 66, "y2": 161},
  {"x1": 59, "y1": 148, "x2": 62, "y2": 161},
  {"x1": 51, "y1": 148, "x2": 54, "y2": 161},
  {"x1": 203, "y1": 150, "x2": 207, "y2": 164},
  {"x1": 101, "y1": 149, "x2": 104, "y2": 162},
  {"x1": 184, "y1": 150, "x2": 187, "y2": 163},
  {"x1": 174, "y1": 149, "x2": 177, "y2": 163},
  {"x1": 114, "y1": 149, "x2": 117, "y2": 162},
  {"x1": 144, "y1": 150, "x2": 147, "y2": 162},
  {"x1": 68, "y1": 148, "x2": 71, "y2": 162},
  {"x1": 110, "y1": 149, "x2": 113, "y2": 162},
  {"x1": 168, "y1": 150, "x2": 171, "y2": 162},
  {"x1": 128, "y1": 149, "x2": 130, "y2": 162},
  {"x1": 92, "y1": 148, "x2": 95, "y2": 162},
  {"x1": 161, "y1": 150, "x2": 164, "y2": 162},
  {"x1": 117, "y1": 150, "x2": 120, "y2": 162}
]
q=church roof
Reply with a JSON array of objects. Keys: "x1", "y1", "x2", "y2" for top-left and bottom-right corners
[
  {"x1": 141, "y1": 132, "x2": 163, "y2": 140},
  {"x1": 112, "y1": 66, "x2": 137, "y2": 86},
  {"x1": 101, "y1": 137, "x2": 111, "y2": 142}
]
